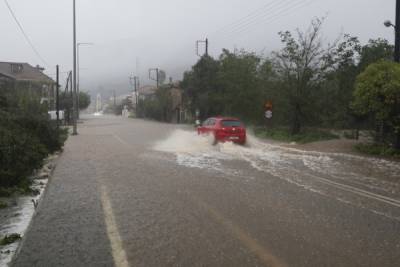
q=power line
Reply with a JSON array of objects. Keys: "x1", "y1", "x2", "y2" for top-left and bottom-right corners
[
  {"x1": 215, "y1": 0, "x2": 306, "y2": 41},
  {"x1": 3, "y1": 0, "x2": 49, "y2": 67},
  {"x1": 210, "y1": 0, "x2": 293, "y2": 38},
  {"x1": 210, "y1": 0, "x2": 286, "y2": 36},
  {"x1": 217, "y1": 0, "x2": 314, "y2": 43}
]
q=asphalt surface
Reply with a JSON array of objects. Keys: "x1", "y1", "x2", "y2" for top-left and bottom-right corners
[{"x1": 12, "y1": 115, "x2": 400, "y2": 267}]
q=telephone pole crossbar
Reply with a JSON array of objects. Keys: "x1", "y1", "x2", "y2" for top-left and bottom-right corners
[
  {"x1": 149, "y1": 68, "x2": 159, "y2": 88},
  {"x1": 196, "y1": 38, "x2": 208, "y2": 56}
]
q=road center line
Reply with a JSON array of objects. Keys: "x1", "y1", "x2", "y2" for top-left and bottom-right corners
[
  {"x1": 100, "y1": 185, "x2": 130, "y2": 267},
  {"x1": 194, "y1": 197, "x2": 287, "y2": 267}
]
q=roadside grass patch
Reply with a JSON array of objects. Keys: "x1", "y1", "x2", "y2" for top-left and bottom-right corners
[
  {"x1": 0, "y1": 234, "x2": 21, "y2": 246},
  {"x1": 0, "y1": 180, "x2": 40, "y2": 198},
  {"x1": 354, "y1": 143, "x2": 400, "y2": 158},
  {"x1": 0, "y1": 200, "x2": 7, "y2": 209},
  {"x1": 254, "y1": 127, "x2": 339, "y2": 144}
]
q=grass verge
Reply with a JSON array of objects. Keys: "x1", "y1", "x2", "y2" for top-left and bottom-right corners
[
  {"x1": 0, "y1": 234, "x2": 21, "y2": 246},
  {"x1": 0, "y1": 200, "x2": 7, "y2": 209},
  {"x1": 354, "y1": 143, "x2": 400, "y2": 158},
  {"x1": 254, "y1": 127, "x2": 339, "y2": 144}
]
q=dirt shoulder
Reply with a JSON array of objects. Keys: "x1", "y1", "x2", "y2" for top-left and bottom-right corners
[
  {"x1": 276, "y1": 138, "x2": 400, "y2": 162},
  {"x1": 283, "y1": 138, "x2": 360, "y2": 154}
]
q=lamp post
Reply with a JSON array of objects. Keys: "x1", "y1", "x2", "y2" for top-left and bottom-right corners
[
  {"x1": 77, "y1": 42, "x2": 93, "y2": 119},
  {"x1": 384, "y1": 0, "x2": 400, "y2": 62},
  {"x1": 72, "y1": 0, "x2": 77, "y2": 135},
  {"x1": 384, "y1": 0, "x2": 400, "y2": 149}
]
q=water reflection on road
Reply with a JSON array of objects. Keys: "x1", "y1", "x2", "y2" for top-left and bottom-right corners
[{"x1": 154, "y1": 130, "x2": 400, "y2": 221}]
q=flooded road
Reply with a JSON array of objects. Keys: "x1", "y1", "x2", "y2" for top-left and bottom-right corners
[
  {"x1": 12, "y1": 116, "x2": 400, "y2": 267},
  {"x1": 154, "y1": 130, "x2": 400, "y2": 221}
]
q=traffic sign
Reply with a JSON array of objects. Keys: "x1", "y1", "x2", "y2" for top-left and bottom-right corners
[
  {"x1": 265, "y1": 110, "x2": 272, "y2": 119},
  {"x1": 265, "y1": 100, "x2": 273, "y2": 110}
]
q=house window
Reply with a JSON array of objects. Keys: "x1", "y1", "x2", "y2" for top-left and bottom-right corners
[{"x1": 11, "y1": 64, "x2": 23, "y2": 73}]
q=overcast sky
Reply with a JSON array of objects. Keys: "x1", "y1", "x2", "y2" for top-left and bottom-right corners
[{"x1": 0, "y1": 0, "x2": 396, "y2": 94}]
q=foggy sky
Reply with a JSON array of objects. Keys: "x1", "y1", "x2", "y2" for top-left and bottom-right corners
[{"x1": 0, "y1": 0, "x2": 396, "y2": 95}]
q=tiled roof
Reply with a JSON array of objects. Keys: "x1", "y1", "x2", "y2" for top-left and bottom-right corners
[{"x1": 0, "y1": 61, "x2": 54, "y2": 83}]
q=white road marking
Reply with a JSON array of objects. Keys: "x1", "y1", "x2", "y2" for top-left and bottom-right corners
[
  {"x1": 113, "y1": 134, "x2": 129, "y2": 146},
  {"x1": 100, "y1": 185, "x2": 130, "y2": 267},
  {"x1": 301, "y1": 170, "x2": 400, "y2": 208}
]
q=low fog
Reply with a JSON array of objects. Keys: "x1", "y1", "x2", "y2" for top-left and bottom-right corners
[{"x1": 0, "y1": 0, "x2": 395, "y2": 97}]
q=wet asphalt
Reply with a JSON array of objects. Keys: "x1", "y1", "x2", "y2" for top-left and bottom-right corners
[{"x1": 12, "y1": 115, "x2": 400, "y2": 267}]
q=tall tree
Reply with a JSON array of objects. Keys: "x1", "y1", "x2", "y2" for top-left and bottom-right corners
[{"x1": 273, "y1": 18, "x2": 358, "y2": 134}]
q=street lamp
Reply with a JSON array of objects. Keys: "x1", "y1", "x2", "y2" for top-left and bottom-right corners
[
  {"x1": 384, "y1": 18, "x2": 400, "y2": 63},
  {"x1": 72, "y1": 0, "x2": 77, "y2": 135},
  {"x1": 77, "y1": 42, "x2": 94, "y2": 118},
  {"x1": 384, "y1": 20, "x2": 395, "y2": 28}
]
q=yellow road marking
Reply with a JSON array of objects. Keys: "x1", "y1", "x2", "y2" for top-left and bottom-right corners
[
  {"x1": 195, "y1": 198, "x2": 287, "y2": 267},
  {"x1": 100, "y1": 185, "x2": 130, "y2": 267}
]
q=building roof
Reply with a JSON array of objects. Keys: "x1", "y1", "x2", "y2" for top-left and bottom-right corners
[
  {"x1": 0, "y1": 61, "x2": 54, "y2": 83},
  {"x1": 138, "y1": 85, "x2": 157, "y2": 96}
]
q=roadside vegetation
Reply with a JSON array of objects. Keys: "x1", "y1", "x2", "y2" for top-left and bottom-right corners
[
  {"x1": 354, "y1": 143, "x2": 400, "y2": 158},
  {"x1": 58, "y1": 91, "x2": 91, "y2": 123},
  {"x1": 0, "y1": 234, "x2": 21, "y2": 246},
  {"x1": 0, "y1": 85, "x2": 68, "y2": 196},
  {"x1": 254, "y1": 127, "x2": 339, "y2": 144},
  {"x1": 177, "y1": 18, "x2": 399, "y2": 155}
]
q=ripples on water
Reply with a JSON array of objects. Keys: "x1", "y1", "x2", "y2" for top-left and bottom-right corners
[{"x1": 153, "y1": 129, "x2": 400, "y2": 220}]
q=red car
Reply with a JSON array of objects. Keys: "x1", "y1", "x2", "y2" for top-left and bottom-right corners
[{"x1": 197, "y1": 117, "x2": 246, "y2": 145}]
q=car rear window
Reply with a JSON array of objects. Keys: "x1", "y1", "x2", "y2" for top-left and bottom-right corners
[{"x1": 221, "y1": 120, "x2": 242, "y2": 127}]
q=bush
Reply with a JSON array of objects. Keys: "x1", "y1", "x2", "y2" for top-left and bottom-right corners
[
  {"x1": 0, "y1": 234, "x2": 21, "y2": 246},
  {"x1": 354, "y1": 143, "x2": 400, "y2": 158},
  {"x1": 254, "y1": 127, "x2": 339, "y2": 144},
  {"x1": 0, "y1": 88, "x2": 68, "y2": 189}
]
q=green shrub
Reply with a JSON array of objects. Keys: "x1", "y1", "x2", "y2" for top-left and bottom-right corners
[
  {"x1": 0, "y1": 234, "x2": 21, "y2": 246},
  {"x1": 354, "y1": 143, "x2": 400, "y2": 157},
  {"x1": 254, "y1": 127, "x2": 339, "y2": 144},
  {"x1": 0, "y1": 200, "x2": 7, "y2": 209},
  {"x1": 0, "y1": 88, "x2": 68, "y2": 189},
  {"x1": 0, "y1": 115, "x2": 48, "y2": 187}
]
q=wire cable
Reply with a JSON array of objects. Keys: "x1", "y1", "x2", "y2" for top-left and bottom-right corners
[
  {"x1": 3, "y1": 0, "x2": 49, "y2": 67},
  {"x1": 217, "y1": 0, "x2": 315, "y2": 43},
  {"x1": 210, "y1": 0, "x2": 287, "y2": 36},
  {"x1": 215, "y1": 0, "x2": 306, "y2": 40}
]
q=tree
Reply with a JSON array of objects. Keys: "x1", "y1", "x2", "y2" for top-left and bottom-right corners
[
  {"x1": 182, "y1": 55, "x2": 220, "y2": 119},
  {"x1": 273, "y1": 18, "x2": 361, "y2": 134},
  {"x1": 353, "y1": 61, "x2": 400, "y2": 148},
  {"x1": 78, "y1": 91, "x2": 91, "y2": 110},
  {"x1": 59, "y1": 91, "x2": 90, "y2": 110},
  {"x1": 358, "y1": 39, "x2": 394, "y2": 71},
  {"x1": 273, "y1": 18, "x2": 331, "y2": 134},
  {"x1": 216, "y1": 49, "x2": 263, "y2": 122}
]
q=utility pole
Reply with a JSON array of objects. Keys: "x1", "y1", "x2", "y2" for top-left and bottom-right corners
[
  {"x1": 56, "y1": 65, "x2": 60, "y2": 128},
  {"x1": 149, "y1": 68, "x2": 159, "y2": 89},
  {"x1": 196, "y1": 38, "x2": 208, "y2": 56},
  {"x1": 72, "y1": 0, "x2": 78, "y2": 135},
  {"x1": 395, "y1": 0, "x2": 400, "y2": 62},
  {"x1": 205, "y1": 38, "x2": 208, "y2": 56},
  {"x1": 134, "y1": 76, "x2": 138, "y2": 108},
  {"x1": 384, "y1": 0, "x2": 400, "y2": 149},
  {"x1": 129, "y1": 75, "x2": 139, "y2": 114},
  {"x1": 77, "y1": 42, "x2": 94, "y2": 119},
  {"x1": 77, "y1": 45, "x2": 80, "y2": 119}
]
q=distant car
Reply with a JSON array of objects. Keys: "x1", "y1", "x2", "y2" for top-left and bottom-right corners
[{"x1": 197, "y1": 117, "x2": 246, "y2": 145}]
